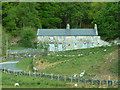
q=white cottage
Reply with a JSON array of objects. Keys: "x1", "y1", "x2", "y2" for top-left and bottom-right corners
[{"x1": 37, "y1": 24, "x2": 109, "y2": 52}]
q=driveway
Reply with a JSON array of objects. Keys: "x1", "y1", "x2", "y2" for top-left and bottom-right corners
[{"x1": 0, "y1": 59, "x2": 23, "y2": 71}]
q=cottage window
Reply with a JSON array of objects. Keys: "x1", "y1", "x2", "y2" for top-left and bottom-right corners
[
  {"x1": 83, "y1": 42, "x2": 87, "y2": 48},
  {"x1": 75, "y1": 36, "x2": 77, "y2": 39},
  {"x1": 59, "y1": 44, "x2": 62, "y2": 51},
  {"x1": 91, "y1": 42, "x2": 94, "y2": 47},
  {"x1": 50, "y1": 37, "x2": 53, "y2": 40},
  {"x1": 91, "y1": 36, "x2": 94, "y2": 40},
  {"x1": 49, "y1": 44, "x2": 54, "y2": 51},
  {"x1": 74, "y1": 43, "x2": 77, "y2": 47}
]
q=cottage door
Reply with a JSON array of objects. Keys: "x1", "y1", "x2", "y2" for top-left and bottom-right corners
[
  {"x1": 49, "y1": 44, "x2": 54, "y2": 51},
  {"x1": 59, "y1": 44, "x2": 62, "y2": 51},
  {"x1": 83, "y1": 43, "x2": 87, "y2": 48}
]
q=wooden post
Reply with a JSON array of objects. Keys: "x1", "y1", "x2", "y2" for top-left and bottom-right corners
[
  {"x1": 58, "y1": 74, "x2": 59, "y2": 81},
  {"x1": 14, "y1": 69, "x2": 15, "y2": 75},
  {"x1": 64, "y1": 76, "x2": 66, "y2": 81},
  {"x1": 24, "y1": 71, "x2": 25, "y2": 75},
  {"x1": 4, "y1": 67, "x2": 5, "y2": 73},
  {"x1": 109, "y1": 76, "x2": 110, "y2": 80},
  {"x1": 71, "y1": 77, "x2": 72, "y2": 82},
  {"x1": 99, "y1": 80, "x2": 101, "y2": 88},
  {"x1": 8, "y1": 69, "x2": 9, "y2": 74},
  {"x1": 92, "y1": 79, "x2": 93, "y2": 85},
  {"x1": 51, "y1": 73, "x2": 53, "y2": 80},
  {"x1": 40, "y1": 73, "x2": 41, "y2": 78},
  {"x1": 29, "y1": 71, "x2": 30, "y2": 76}
]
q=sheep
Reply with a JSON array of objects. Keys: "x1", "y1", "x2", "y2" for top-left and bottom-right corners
[
  {"x1": 104, "y1": 49, "x2": 107, "y2": 51},
  {"x1": 80, "y1": 70, "x2": 85, "y2": 77},
  {"x1": 14, "y1": 83, "x2": 19, "y2": 86},
  {"x1": 74, "y1": 83, "x2": 78, "y2": 87},
  {"x1": 73, "y1": 74, "x2": 78, "y2": 78},
  {"x1": 33, "y1": 67, "x2": 38, "y2": 72}
]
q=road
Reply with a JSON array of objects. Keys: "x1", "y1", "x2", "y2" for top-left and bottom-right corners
[{"x1": 0, "y1": 59, "x2": 23, "y2": 71}]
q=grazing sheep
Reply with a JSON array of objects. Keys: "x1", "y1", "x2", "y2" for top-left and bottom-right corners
[
  {"x1": 33, "y1": 67, "x2": 38, "y2": 72},
  {"x1": 73, "y1": 74, "x2": 78, "y2": 78},
  {"x1": 74, "y1": 83, "x2": 78, "y2": 87},
  {"x1": 14, "y1": 83, "x2": 19, "y2": 86},
  {"x1": 80, "y1": 70, "x2": 85, "y2": 77},
  {"x1": 104, "y1": 49, "x2": 107, "y2": 51}
]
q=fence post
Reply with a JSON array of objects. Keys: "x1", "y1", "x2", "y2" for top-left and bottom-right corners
[
  {"x1": 24, "y1": 71, "x2": 25, "y2": 75},
  {"x1": 40, "y1": 73, "x2": 41, "y2": 78},
  {"x1": 14, "y1": 69, "x2": 15, "y2": 75},
  {"x1": 64, "y1": 76, "x2": 66, "y2": 81},
  {"x1": 4, "y1": 67, "x2": 5, "y2": 73},
  {"x1": 92, "y1": 79, "x2": 93, "y2": 85},
  {"x1": 58, "y1": 74, "x2": 59, "y2": 81},
  {"x1": 51, "y1": 73, "x2": 53, "y2": 80},
  {"x1": 8, "y1": 69, "x2": 9, "y2": 74},
  {"x1": 29, "y1": 71, "x2": 30, "y2": 76},
  {"x1": 71, "y1": 77, "x2": 72, "y2": 82},
  {"x1": 99, "y1": 80, "x2": 101, "y2": 88}
]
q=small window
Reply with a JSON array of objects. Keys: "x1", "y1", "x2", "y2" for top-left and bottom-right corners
[
  {"x1": 50, "y1": 37, "x2": 53, "y2": 40},
  {"x1": 91, "y1": 36, "x2": 94, "y2": 40},
  {"x1": 75, "y1": 36, "x2": 77, "y2": 39},
  {"x1": 49, "y1": 44, "x2": 54, "y2": 51},
  {"x1": 83, "y1": 42, "x2": 87, "y2": 48},
  {"x1": 74, "y1": 43, "x2": 77, "y2": 47},
  {"x1": 91, "y1": 42, "x2": 94, "y2": 47}
]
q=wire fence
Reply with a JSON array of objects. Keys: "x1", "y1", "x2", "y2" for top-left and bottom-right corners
[{"x1": 1, "y1": 68, "x2": 119, "y2": 87}]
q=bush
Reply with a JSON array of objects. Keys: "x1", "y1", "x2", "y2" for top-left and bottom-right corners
[{"x1": 21, "y1": 27, "x2": 36, "y2": 48}]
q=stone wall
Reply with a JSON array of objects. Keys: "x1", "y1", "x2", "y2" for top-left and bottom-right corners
[{"x1": 37, "y1": 36, "x2": 102, "y2": 52}]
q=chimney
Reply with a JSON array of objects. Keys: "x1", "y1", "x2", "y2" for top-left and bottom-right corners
[
  {"x1": 66, "y1": 24, "x2": 70, "y2": 30},
  {"x1": 94, "y1": 24, "x2": 98, "y2": 35}
]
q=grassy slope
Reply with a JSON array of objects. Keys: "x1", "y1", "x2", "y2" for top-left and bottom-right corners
[
  {"x1": 40, "y1": 45, "x2": 118, "y2": 77},
  {"x1": 16, "y1": 57, "x2": 33, "y2": 72},
  {"x1": 16, "y1": 45, "x2": 118, "y2": 78}
]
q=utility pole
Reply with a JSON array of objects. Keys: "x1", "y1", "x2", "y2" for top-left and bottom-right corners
[{"x1": 6, "y1": 35, "x2": 8, "y2": 59}]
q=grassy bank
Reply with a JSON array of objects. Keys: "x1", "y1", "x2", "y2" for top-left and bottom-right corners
[{"x1": 16, "y1": 45, "x2": 118, "y2": 79}]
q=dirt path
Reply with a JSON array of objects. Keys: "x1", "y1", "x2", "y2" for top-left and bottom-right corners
[{"x1": 36, "y1": 59, "x2": 72, "y2": 71}]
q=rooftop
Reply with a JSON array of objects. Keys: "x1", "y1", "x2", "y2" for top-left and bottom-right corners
[{"x1": 37, "y1": 28, "x2": 98, "y2": 36}]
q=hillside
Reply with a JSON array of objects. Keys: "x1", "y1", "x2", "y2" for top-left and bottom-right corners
[{"x1": 16, "y1": 45, "x2": 118, "y2": 81}]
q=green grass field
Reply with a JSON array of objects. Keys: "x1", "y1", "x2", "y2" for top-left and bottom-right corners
[
  {"x1": 40, "y1": 45, "x2": 118, "y2": 76},
  {"x1": 2, "y1": 73, "x2": 71, "y2": 88},
  {"x1": 16, "y1": 45, "x2": 118, "y2": 79}
]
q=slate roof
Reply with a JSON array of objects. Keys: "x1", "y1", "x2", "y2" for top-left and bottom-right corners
[{"x1": 37, "y1": 29, "x2": 98, "y2": 36}]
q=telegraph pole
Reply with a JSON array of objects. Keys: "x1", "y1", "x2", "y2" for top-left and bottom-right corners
[{"x1": 6, "y1": 35, "x2": 8, "y2": 59}]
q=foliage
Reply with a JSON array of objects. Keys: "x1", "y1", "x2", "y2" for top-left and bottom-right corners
[
  {"x1": 2, "y1": 2, "x2": 119, "y2": 41},
  {"x1": 2, "y1": 2, "x2": 41, "y2": 36},
  {"x1": 92, "y1": 2, "x2": 119, "y2": 40},
  {"x1": 21, "y1": 27, "x2": 36, "y2": 47}
]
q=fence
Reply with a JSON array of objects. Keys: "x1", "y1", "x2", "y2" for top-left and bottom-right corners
[{"x1": 1, "y1": 68, "x2": 119, "y2": 87}]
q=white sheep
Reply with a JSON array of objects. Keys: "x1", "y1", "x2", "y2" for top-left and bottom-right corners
[
  {"x1": 80, "y1": 70, "x2": 85, "y2": 77},
  {"x1": 74, "y1": 83, "x2": 78, "y2": 87},
  {"x1": 14, "y1": 83, "x2": 19, "y2": 86},
  {"x1": 73, "y1": 74, "x2": 78, "y2": 78}
]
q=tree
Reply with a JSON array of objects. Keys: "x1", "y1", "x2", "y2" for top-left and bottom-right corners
[
  {"x1": 21, "y1": 27, "x2": 36, "y2": 47},
  {"x1": 92, "y1": 2, "x2": 119, "y2": 40}
]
